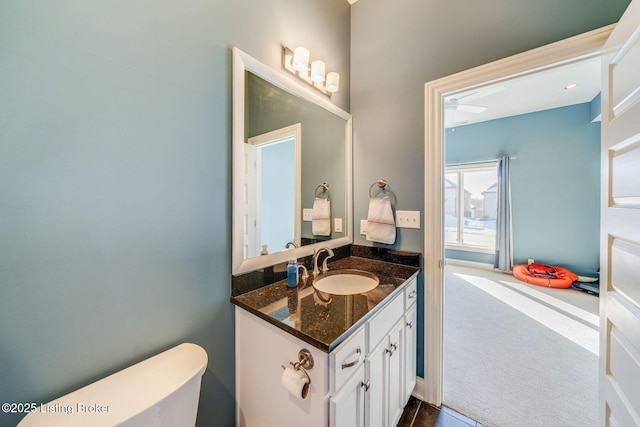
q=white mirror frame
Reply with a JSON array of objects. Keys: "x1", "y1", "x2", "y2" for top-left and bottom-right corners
[{"x1": 232, "y1": 47, "x2": 353, "y2": 275}]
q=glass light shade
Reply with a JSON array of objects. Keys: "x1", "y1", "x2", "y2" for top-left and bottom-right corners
[
  {"x1": 293, "y1": 47, "x2": 310, "y2": 72},
  {"x1": 326, "y1": 72, "x2": 340, "y2": 93},
  {"x1": 311, "y1": 60, "x2": 326, "y2": 83}
]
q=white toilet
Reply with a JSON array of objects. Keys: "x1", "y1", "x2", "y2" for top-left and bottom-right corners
[{"x1": 18, "y1": 343, "x2": 208, "y2": 426}]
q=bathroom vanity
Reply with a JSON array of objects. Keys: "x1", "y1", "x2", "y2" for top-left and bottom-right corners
[
  {"x1": 230, "y1": 46, "x2": 420, "y2": 426},
  {"x1": 232, "y1": 254, "x2": 420, "y2": 427}
]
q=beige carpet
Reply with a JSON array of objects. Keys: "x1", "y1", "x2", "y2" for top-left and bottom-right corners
[{"x1": 443, "y1": 265, "x2": 599, "y2": 427}]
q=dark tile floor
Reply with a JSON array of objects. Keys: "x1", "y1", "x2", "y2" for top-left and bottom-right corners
[{"x1": 398, "y1": 397, "x2": 485, "y2": 427}]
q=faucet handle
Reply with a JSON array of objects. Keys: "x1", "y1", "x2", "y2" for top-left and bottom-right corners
[
  {"x1": 298, "y1": 264, "x2": 309, "y2": 280},
  {"x1": 321, "y1": 251, "x2": 335, "y2": 273}
]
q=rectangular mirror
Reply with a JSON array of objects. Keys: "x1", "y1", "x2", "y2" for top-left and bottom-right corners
[{"x1": 232, "y1": 47, "x2": 352, "y2": 275}]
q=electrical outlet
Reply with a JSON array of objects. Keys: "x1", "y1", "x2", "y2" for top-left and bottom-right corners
[
  {"x1": 334, "y1": 218, "x2": 342, "y2": 233},
  {"x1": 360, "y1": 219, "x2": 368, "y2": 235},
  {"x1": 303, "y1": 208, "x2": 313, "y2": 222},
  {"x1": 396, "y1": 210, "x2": 421, "y2": 229}
]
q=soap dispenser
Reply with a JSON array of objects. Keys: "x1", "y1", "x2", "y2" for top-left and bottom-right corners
[{"x1": 287, "y1": 258, "x2": 299, "y2": 288}]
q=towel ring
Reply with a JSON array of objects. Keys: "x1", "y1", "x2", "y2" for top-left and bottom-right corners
[
  {"x1": 315, "y1": 182, "x2": 330, "y2": 200},
  {"x1": 369, "y1": 178, "x2": 391, "y2": 198}
]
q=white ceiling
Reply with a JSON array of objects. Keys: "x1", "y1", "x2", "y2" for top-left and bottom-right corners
[{"x1": 444, "y1": 57, "x2": 601, "y2": 128}]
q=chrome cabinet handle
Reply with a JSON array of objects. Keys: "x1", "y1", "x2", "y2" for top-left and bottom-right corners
[
  {"x1": 361, "y1": 380, "x2": 370, "y2": 391},
  {"x1": 406, "y1": 321, "x2": 414, "y2": 329},
  {"x1": 341, "y1": 346, "x2": 362, "y2": 369},
  {"x1": 408, "y1": 290, "x2": 417, "y2": 299},
  {"x1": 386, "y1": 342, "x2": 398, "y2": 356}
]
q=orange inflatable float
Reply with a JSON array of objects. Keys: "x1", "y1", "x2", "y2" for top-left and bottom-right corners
[{"x1": 513, "y1": 263, "x2": 578, "y2": 288}]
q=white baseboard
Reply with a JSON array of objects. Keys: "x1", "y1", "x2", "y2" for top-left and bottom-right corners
[
  {"x1": 445, "y1": 258, "x2": 494, "y2": 270},
  {"x1": 411, "y1": 376, "x2": 426, "y2": 402}
]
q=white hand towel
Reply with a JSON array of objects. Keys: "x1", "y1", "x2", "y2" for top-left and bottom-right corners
[
  {"x1": 312, "y1": 197, "x2": 331, "y2": 236},
  {"x1": 366, "y1": 197, "x2": 396, "y2": 244}
]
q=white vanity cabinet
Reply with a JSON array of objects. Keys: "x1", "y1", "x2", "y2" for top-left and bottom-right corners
[
  {"x1": 235, "y1": 307, "x2": 330, "y2": 427},
  {"x1": 331, "y1": 276, "x2": 417, "y2": 427},
  {"x1": 234, "y1": 275, "x2": 418, "y2": 427}
]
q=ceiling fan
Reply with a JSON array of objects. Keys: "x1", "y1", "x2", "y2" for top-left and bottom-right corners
[{"x1": 445, "y1": 84, "x2": 506, "y2": 114}]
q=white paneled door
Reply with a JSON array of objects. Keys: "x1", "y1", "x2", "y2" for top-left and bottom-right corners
[{"x1": 599, "y1": 1, "x2": 640, "y2": 425}]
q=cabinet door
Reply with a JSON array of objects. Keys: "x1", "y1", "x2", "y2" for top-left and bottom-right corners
[
  {"x1": 365, "y1": 338, "x2": 387, "y2": 427},
  {"x1": 403, "y1": 304, "x2": 417, "y2": 403},
  {"x1": 331, "y1": 363, "x2": 366, "y2": 427},
  {"x1": 387, "y1": 319, "x2": 405, "y2": 427},
  {"x1": 367, "y1": 319, "x2": 404, "y2": 427}
]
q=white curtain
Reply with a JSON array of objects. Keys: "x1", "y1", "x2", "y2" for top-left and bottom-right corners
[{"x1": 494, "y1": 156, "x2": 513, "y2": 272}]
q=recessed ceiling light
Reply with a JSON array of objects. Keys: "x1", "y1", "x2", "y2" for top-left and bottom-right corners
[{"x1": 564, "y1": 83, "x2": 578, "y2": 90}]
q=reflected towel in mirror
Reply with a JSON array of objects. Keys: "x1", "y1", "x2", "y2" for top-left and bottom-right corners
[
  {"x1": 312, "y1": 198, "x2": 331, "y2": 236},
  {"x1": 366, "y1": 197, "x2": 396, "y2": 244}
]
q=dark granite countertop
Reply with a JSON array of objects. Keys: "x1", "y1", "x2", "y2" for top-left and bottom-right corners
[{"x1": 231, "y1": 256, "x2": 420, "y2": 352}]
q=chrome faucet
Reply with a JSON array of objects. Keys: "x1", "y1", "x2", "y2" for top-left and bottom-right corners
[{"x1": 312, "y1": 247, "x2": 335, "y2": 277}]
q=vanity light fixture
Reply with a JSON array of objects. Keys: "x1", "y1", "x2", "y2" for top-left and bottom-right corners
[{"x1": 283, "y1": 46, "x2": 339, "y2": 97}]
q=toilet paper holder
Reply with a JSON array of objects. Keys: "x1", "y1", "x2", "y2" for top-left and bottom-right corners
[{"x1": 281, "y1": 348, "x2": 314, "y2": 385}]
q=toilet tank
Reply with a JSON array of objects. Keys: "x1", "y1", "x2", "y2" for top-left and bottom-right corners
[{"x1": 18, "y1": 343, "x2": 208, "y2": 427}]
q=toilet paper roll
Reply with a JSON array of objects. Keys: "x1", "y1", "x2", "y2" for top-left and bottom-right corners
[{"x1": 281, "y1": 365, "x2": 309, "y2": 400}]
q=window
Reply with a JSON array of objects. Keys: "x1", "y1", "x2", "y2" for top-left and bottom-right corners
[{"x1": 444, "y1": 162, "x2": 498, "y2": 253}]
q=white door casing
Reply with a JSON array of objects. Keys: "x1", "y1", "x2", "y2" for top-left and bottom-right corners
[
  {"x1": 599, "y1": 1, "x2": 640, "y2": 425},
  {"x1": 423, "y1": 25, "x2": 614, "y2": 406},
  {"x1": 247, "y1": 123, "x2": 302, "y2": 255}
]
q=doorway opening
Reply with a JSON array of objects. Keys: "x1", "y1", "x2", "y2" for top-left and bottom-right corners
[
  {"x1": 441, "y1": 57, "x2": 602, "y2": 426},
  {"x1": 422, "y1": 24, "x2": 614, "y2": 413}
]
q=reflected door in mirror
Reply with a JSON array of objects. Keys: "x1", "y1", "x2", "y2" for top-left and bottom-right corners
[{"x1": 245, "y1": 124, "x2": 301, "y2": 258}]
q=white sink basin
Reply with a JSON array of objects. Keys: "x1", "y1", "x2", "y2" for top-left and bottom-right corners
[{"x1": 313, "y1": 270, "x2": 379, "y2": 295}]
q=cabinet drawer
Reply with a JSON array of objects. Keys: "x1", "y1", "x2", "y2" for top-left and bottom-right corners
[
  {"x1": 368, "y1": 293, "x2": 403, "y2": 349},
  {"x1": 331, "y1": 326, "x2": 366, "y2": 392},
  {"x1": 404, "y1": 277, "x2": 418, "y2": 309}
]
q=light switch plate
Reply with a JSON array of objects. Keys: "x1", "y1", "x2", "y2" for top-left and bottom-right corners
[
  {"x1": 303, "y1": 208, "x2": 313, "y2": 222},
  {"x1": 360, "y1": 219, "x2": 368, "y2": 235},
  {"x1": 396, "y1": 210, "x2": 421, "y2": 229},
  {"x1": 334, "y1": 218, "x2": 342, "y2": 233}
]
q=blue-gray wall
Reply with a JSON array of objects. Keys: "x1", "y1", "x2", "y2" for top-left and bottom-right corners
[
  {"x1": 445, "y1": 103, "x2": 601, "y2": 277},
  {"x1": 0, "y1": 1, "x2": 349, "y2": 426},
  {"x1": 1, "y1": 0, "x2": 630, "y2": 423},
  {"x1": 351, "y1": 0, "x2": 630, "y2": 378}
]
